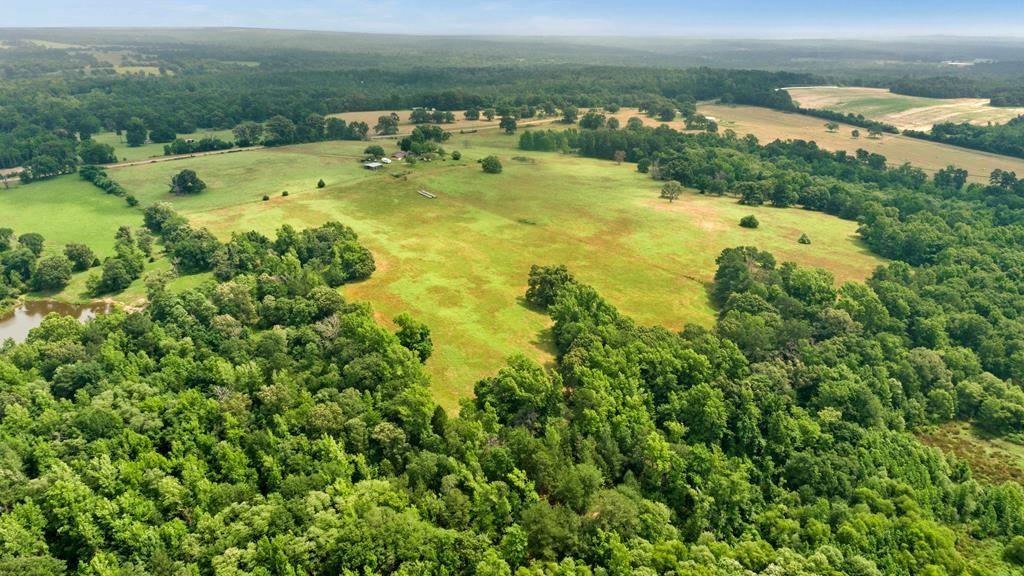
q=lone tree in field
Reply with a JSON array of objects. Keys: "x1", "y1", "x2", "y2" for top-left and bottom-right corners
[
  {"x1": 613, "y1": 150, "x2": 626, "y2": 165},
  {"x1": 481, "y1": 155, "x2": 503, "y2": 174},
  {"x1": 740, "y1": 215, "x2": 760, "y2": 229},
  {"x1": 499, "y1": 116, "x2": 518, "y2": 134},
  {"x1": 851, "y1": 129, "x2": 861, "y2": 139},
  {"x1": 364, "y1": 145, "x2": 385, "y2": 159},
  {"x1": 798, "y1": 233, "x2": 811, "y2": 244},
  {"x1": 125, "y1": 117, "x2": 147, "y2": 147},
  {"x1": 660, "y1": 180, "x2": 683, "y2": 203},
  {"x1": 170, "y1": 169, "x2": 207, "y2": 195},
  {"x1": 317, "y1": 179, "x2": 326, "y2": 188},
  {"x1": 825, "y1": 122, "x2": 840, "y2": 133},
  {"x1": 868, "y1": 129, "x2": 883, "y2": 140}
]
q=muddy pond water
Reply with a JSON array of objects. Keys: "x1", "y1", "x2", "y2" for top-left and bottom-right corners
[{"x1": 0, "y1": 300, "x2": 112, "y2": 343}]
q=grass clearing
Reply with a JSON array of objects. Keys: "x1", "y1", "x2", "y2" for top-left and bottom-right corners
[
  {"x1": 93, "y1": 129, "x2": 236, "y2": 163},
  {"x1": 697, "y1": 103, "x2": 1024, "y2": 182},
  {"x1": 0, "y1": 176, "x2": 158, "y2": 306},
  {"x1": 7, "y1": 130, "x2": 884, "y2": 409},
  {"x1": 918, "y1": 421, "x2": 1024, "y2": 484},
  {"x1": 103, "y1": 131, "x2": 881, "y2": 409},
  {"x1": 786, "y1": 86, "x2": 1024, "y2": 131}
]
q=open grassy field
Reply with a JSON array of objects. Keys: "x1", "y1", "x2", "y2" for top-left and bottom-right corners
[
  {"x1": 99, "y1": 130, "x2": 882, "y2": 408},
  {"x1": 93, "y1": 129, "x2": 236, "y2": 163},
  {"x1": 696, "y1": 103, "x2": 1024, "y2": 182},
  {"x1": 0, "y1": 176, "x2": 166, "y2": 304},
  {"x1": 786, "y1": 86, "x2": 1024, "y2": 131},
  {"x1": 918, "y1": 421, "x2": 1024, "y2": 484}
]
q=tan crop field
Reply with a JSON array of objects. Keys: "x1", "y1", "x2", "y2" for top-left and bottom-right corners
[
  {"x1": 695, "y1": 103, "x2": 1024, "y2": 182},
  {"x1": 786, "y1": 86, "x2": 1024, "y2": 131}
]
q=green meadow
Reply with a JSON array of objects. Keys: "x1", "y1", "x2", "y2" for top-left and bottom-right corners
[
  {"x1": 5, "y1": 129, "x2": 884, "y2": 408},
  {"x1": 93, "y1": 128, "x2": 235, "y2": 163}
]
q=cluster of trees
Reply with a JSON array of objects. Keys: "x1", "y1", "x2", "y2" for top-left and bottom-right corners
[
  {"x1": 257, "y1": 114, "x2": 370, "y2": 147},
  {"x1": 904, "y1": 116, "x2": 1024, "y2": 159},
  {"x1": 0, "y1": 229, "x2": 99, "y2": 299},
  {"x1": 410, "y1": 108, "x2": 456, "y2": 124},
  {"x1": 143, "y1": 203, "x2": 375, "y2": 288},
  {"x1": 16, "y1": 140, "x2": 78, "y2": 183},
  {"x1": 163, "y1": 136, "x2": 233, "y2": 156},
  {"x1": 797, "y1": 106, "x2": 900, "y2": 134},
  {"x1": 398, "y1": 125, "x2": 451, "y2": 157},
  {"x1": 86, "y1": 226, "x2": 149, "y2": 295},
  {"x1": 518, "y1": 129, "x2": 574, "y2": 153}
]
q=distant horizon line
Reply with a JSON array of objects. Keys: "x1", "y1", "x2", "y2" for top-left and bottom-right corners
[{"x1": 2, "y1": 25, "x2": 1024, "y2": 42}]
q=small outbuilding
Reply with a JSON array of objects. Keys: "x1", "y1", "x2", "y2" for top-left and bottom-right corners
[
  {"x1": 393, "y1": 151, "x2": 408, "y2": 160},
  {"x1": 363, "y1": 162, "x2": 384, "y2": 170}
]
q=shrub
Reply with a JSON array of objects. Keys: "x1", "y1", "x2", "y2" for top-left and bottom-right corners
[
  {"x1": 126, "y1": 195, "x2": 139, "y2": 207},
  {"x1": 262, "y1": 195, "x2": 270, "y2": 201},
  {"x1": 1005, "y1": 536, "x2": 1024, "y2": 566},
  {"x1": 317, "y1": 179, "x2": 325, "y2": 188},
  {"x1": 481, "y1": 155, "x2": 503, "y2": 174},
  {"x1": 451, "y1": 150, "x2": 462, "y2": 160},
  {"x1": 740, "y1": 215, "x2": 759, "y2": 229},
  {"x1": 798, "y1": 233, "x2": 811, "y2": 244},
  {"x1": 282, "y1": 190, "x2": 290, "y2": 197}
]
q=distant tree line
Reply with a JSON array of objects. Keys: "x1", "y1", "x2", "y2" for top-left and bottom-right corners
[
  {"x1": 795, "y1": 106, "x2": 900, "y2": 134},
  {"x1": 889, "y1": 75, "x2": 1024, "y2": 106},
  {"x1": 0, "y1": 64, "x2": 814, "y2": 170},
  {"x1": 903, "y1": 116, "x2": 1024, "y2": 159}
]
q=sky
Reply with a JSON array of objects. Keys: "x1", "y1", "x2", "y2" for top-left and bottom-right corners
[{"x1": 4, "y1": 0, "x2": 1024, "y2": 38}]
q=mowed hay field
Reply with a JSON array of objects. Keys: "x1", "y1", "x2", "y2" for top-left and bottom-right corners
[
  {"x1": 786, "y1": 86, "x2": 1024, "y2": 131},
  {"x1": 100, "y1": 130, "x2": 881, "y2": 409},
  {"x1": 697, "y1": 103, "x2": 1024, "y2": 182}
]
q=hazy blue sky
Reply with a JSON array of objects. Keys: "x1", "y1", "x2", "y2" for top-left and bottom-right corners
[{"x1": 6, "y1": 0, "x2": 1024, "y2": 38}]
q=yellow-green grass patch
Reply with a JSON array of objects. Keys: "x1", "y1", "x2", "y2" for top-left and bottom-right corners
[
  {"x1": 108, "y1": 133, "x2": 881, "y2": 409},
  {"x1": 918, "y1": 421, "x2": 1024, "y2": 484},
  {"x1": 786, "y1": 86, "x2": 1024, "y2": 131},
  {"x1": 93, "y1": 129, "x2": 236, "y2": 163}
]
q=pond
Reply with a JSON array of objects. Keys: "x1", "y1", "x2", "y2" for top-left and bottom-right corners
[{"x1": 0, "y1": 300, "x2": 112, "y2": 343}]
